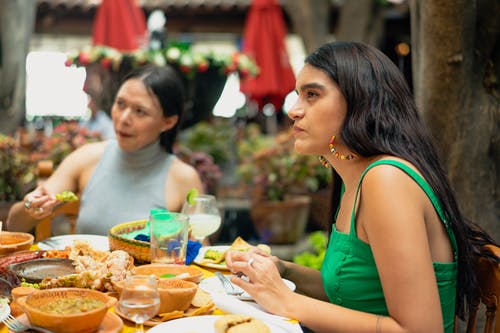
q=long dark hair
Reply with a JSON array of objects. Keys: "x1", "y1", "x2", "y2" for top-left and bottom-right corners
[
  {"x1": 121, "y1": 65, "x2": 185, "y2": 153},
  {"x1": 306, "y1": 41, "x2": 497, "y2": 319}
]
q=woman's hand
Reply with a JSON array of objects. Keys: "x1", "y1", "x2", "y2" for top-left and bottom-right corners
[
  {"x1": 23, "y1": 186, "x2": 59, "y2": 220},
  {"x1": 226, "y1": 250, "x2": 295, "y2": 317},
  {"x1": 225, "y1": 246, "x2": 286, "y2": 277}
]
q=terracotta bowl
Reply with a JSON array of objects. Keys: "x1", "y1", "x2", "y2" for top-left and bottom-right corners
[
  {"x1": 114, "y1": 278, "x2": 197, "y2": 314},
  {"x1": 132, "y1": 264, "x2": 203, "y2": 283},
  {"x1": 16, "y1": 287, "x2": 117, "y2": 333},
  {"x1": 0, "y1": 232, "x2": 34, "y2": 255}
]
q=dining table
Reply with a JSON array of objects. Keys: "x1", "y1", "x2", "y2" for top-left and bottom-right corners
[{"x1": 0, "y1": 244, "x2": 303, "y2": 333}]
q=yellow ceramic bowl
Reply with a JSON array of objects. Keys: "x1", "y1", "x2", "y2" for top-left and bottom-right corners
[
  {"x1": 131, "y1": 264, "x2": 203, "y2": 284},
  {"x1": 16, "y1": 288, "x2": 116, "y2": 333},
  {"x1": 0, "y1": 231, "x2": 34, "y2": 255},
  {"x1": 114, "y1": 278, "x2": 197, "y2": 314}
]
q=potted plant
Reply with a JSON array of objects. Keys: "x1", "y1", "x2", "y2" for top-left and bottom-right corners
[
  {"x1": 237, "y1": 125, "x2": 331, "y2": 244},
  {"x1": 0, "y1": 134, "x2": 35, "y2": 221}
]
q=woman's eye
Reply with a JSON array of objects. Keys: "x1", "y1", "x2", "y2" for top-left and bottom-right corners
[
  {"x1": 115, "y1": 100, "x2": 126, "y2": 108},
  {"x1": 306, "y1": 91, "x2": 319, "y2": 99},
  {"x1": 135, "y1": 108, "x2": 147, "y2": 116}
]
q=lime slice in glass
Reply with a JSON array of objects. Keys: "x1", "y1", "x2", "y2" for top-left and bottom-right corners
[{"x1": 186, "y1": 188, "x2": 199, "y2": 205}]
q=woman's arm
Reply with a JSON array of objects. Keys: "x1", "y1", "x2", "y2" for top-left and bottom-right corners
[
  {"x1": 6, "y1": 143, "x2": 103, "y2": 232},
  {"x1": 228, "y1": 165, "x2": 447, "y2": 332}
]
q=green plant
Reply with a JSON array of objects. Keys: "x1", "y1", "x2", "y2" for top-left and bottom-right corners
[
  {"x1": 177, "y1": 119, "x2": 235, "y2": 166},
  {"x1": 237, "y1": 125, "x2": 331, "y2": 202},
  {"x1": 30, "y1": 122, "x2": 102, "y2": 167},
  {"x1": 293, "y1": 231, "x2": 328, "y2": 270},
  {"x1": 0, "y1": 134, "x2": 34, "y2": 201}
]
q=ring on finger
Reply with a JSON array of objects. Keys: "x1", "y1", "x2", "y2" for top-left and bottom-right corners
[
  {"x1": 247, "y1": 257, "x2": 255, "y2": 267},
  {"x1": 24, "y1": 200, "x2": 32, "y2": 209}
]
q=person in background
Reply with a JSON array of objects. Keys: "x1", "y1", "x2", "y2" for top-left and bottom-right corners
[
  {"x1": 226, "y1": 42, "x2": 498, "y2": 333},
  {"x1": 7, "y1": 65, "x2": 203, "y2": 235},
  {"x1": 79, "y1": 92, "x2": 115, "y2": 140}
]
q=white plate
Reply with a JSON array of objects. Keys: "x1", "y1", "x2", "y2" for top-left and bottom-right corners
[
  {"x1": 37, "y1": 234, "x2": 109, "y2": 251},
  {"x1": 199, "y1": 275, "x2": 296, "y2": 301},
  {"x1": 147, "y1": 315, "x2": 291, "y2": 333},
  {"x1": 193, "y1": 245, "x2": 230, "y2": 270}
]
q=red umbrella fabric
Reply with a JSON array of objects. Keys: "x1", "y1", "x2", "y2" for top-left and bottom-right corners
[
  {"x1": 92, "y1": 0, "x2": 147, "y2": 52},
  {"x1": 240, "y1": 0, "x2": 296, "y2": 112}
]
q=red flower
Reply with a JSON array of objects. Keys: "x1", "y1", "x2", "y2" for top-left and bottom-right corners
[
  {"x1": 100, "y1": 58, "x2": 112, "y2": 69},
  {"x1": 78, "y1": 52, "x2": 90, "y2": 66}
]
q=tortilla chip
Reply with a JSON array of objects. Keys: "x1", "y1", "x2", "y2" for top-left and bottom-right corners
[
  {"x1": 191, "y1": 288, "x2": 212, "y2": 308},
  {"x1": 230, "y1": 236, "x2": 252, "y2": 251},
  {"x1": 156, "y1": 310, "x2": 185, "y2": 321},
  {"x1": 185, "y1": 302, "x2": 215, "y2": 316}
]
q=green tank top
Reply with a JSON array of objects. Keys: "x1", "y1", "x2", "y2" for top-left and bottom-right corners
[{"x1": 321, "y1": 160, "x2": 457, "y2": 333}]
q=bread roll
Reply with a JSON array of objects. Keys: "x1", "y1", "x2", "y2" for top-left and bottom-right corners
[{"x1": 214, "y1": 314, "x2": 270, "y2": 333}]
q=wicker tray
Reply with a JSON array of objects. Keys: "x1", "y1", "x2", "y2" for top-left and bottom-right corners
[{"x1": 108, "y1": 220, "x2": 151, "y2": 263}]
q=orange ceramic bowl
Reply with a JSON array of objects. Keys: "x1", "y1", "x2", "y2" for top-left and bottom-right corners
[
  {"x1": 131, "y1": 264, "x2": 203, "y2": 283},
  {"x1": 0, "y1": 232, "x2": 34, "y2": 255},
  {"x1": 16, "y1": 288, "x2": 116, "y2": 333},
  {"x1": 114, "y1": 278, "x2": 197, "y2": 314}
]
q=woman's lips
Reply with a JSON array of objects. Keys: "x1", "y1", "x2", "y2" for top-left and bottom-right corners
[
  {"x1": 293, "y1": 125, "x2": 305, "y2": 135},
  {"x1": 117, "y1": 130, "x2": 133, "y2": 138}
]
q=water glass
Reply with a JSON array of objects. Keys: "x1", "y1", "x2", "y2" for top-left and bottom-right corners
[
  {"x1": 150, "y1": 211, "x2": 190, "y2": 264},
  {"x1": 117, "y1": 275, "x2": 160, "y2": 333},
  {"x1": 181, "y1": 194, "x2": 222, "y2": 243}
]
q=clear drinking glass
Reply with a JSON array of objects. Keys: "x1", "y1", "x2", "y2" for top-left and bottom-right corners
[
  {"x1": 117, "y1": 275, "x2": 160, "y2": 333},
  {"x1": 181, "y1": 194, "x2": 222, "y2": 243}
]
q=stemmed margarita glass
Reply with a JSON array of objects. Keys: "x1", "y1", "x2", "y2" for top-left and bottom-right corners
[
  {"x1": 117, "y1": 275, "x2": 160, "y2": 333},
  {"x1": 181, "y1": 194, "x2": 222, "y2": 244}
]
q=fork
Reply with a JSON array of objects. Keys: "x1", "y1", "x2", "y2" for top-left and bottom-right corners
[
  {"x1": 3, "y1": 314, "x2": 56, "y2": 333},
  {"x1": 215, "y1": 272, "x2": 244, "y2": 296}
]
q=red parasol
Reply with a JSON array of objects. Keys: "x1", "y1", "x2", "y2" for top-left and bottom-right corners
[
  {"x1": 240, "y1": 0, "x2": 296, "y2": 112},
  {"x1": 92, "y1": 0, "x2": 147, "y2": 52}
]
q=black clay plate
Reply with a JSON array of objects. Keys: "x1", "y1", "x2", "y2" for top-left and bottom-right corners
[{"x1": 8, "y1": 258, "x2": 75, "y2": 283}]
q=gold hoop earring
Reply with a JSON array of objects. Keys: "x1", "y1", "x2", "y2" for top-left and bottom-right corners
[
  {"x1": 318, "y1": 155, "x2": 330, "y2": 168},
  {"x1": 329, "y1": 135, "x2": 357, "y2": 160}
]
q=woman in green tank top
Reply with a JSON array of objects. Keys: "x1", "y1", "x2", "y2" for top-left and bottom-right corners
[{"x1": 225, "y1": 42, "x2": 497, "y2": 332}]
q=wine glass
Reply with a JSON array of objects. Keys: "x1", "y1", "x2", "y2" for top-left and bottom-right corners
[
  {"x1": 181, "y1": 194, "x2": 222, "y2": 244},
  {"x1": 117, "y1": 275, "x2": 160, "y2": 333}
]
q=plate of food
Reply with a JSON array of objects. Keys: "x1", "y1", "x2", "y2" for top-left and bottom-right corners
[
  {"x1": 193, "y1": 245, "x2": 230, "y2": 270},
  {"x1": 8, "y1": 258, "x2": 75, "y2": 283},
  {"x1": 193, "y1": 237, "x2": 271, "y2": 271},
  {"x1": 146, "y1": 315, "x2": 291, "y2": 333},
  {"x1": 37, "y1": 234, "x2": 109, "y2": 251},
  {"x1": 199, "y1": 275, "x2": 296, "y2": 301}
]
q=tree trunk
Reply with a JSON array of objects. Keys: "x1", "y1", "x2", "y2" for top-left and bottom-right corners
[
  {"x1": 282, "y1": 0, "x2": 331, "y2": 54},
  {"x1": 410, "y1": 0, "x2": 499, "y2": 240},
  {"x1": 0, "y1": 0, "x2": 36, "y2": 135},
  {"x1": 335, "y1": 0, "x2": 385, "y2": 47}
]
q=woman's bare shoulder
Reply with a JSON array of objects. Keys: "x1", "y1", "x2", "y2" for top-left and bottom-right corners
[
  {"x1": 169, "y1": 157, "x2": 201, "y2": 182},
  {"x1": 59, "y1": 141, "x2": 108, "y2": 169}
]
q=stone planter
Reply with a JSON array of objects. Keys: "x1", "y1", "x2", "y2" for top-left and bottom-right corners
[{"x1": 250, "y1": 195, "x2": 311, "y2": 244}]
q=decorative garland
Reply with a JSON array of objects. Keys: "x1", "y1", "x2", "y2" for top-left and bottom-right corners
[{"x1": 65, "y1": 45, "x2": 259, "y2": 79}]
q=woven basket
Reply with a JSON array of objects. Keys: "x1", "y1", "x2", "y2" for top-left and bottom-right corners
[{"x1": 108, "y1": 220, "x2": 151, "y2": 263}]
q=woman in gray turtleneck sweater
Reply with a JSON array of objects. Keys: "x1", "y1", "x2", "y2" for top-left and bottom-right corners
[{"x1": 8, "y1": 65, "x2": 203, "y2": 235}]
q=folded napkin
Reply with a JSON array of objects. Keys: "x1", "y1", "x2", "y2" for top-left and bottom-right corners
[{"x1": 210, "y1": 292, "x2": 303, "y2": 333}]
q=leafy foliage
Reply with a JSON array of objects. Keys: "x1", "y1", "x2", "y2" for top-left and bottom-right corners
[
  {"x1": 237, "y1": 124, "x2": 332, "y2": 202},
  {"x1": 293, "y1": 231, "x2": 328, "y2": 270},
  {"x1": 65, "y1": 45, "x2": 259, "y2": 80},
  {"x1": 0, "y1": 135, "x2": 33, "y2": 201}
]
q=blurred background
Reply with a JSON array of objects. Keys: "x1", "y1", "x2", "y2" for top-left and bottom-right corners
[{"x1": 0, "y1": 0, "x2": 498, "y2": 253}]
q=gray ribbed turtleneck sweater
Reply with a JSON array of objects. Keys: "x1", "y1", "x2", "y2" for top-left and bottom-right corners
[{"x1": 76, "y1": 139, "x2": 174, "y2": 235}]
